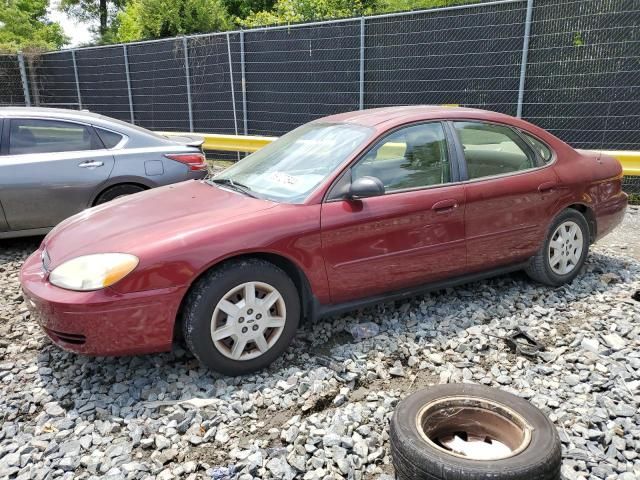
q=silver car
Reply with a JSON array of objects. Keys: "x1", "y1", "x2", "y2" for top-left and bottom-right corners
[{"x1": 0, "y1": 108, "x2": 207, "y2": 239}]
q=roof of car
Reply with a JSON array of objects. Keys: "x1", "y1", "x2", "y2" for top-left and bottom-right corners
[
  {"x1": 320, "y1": 105, "x2": 514, "y2": 128},
  {"x1": 0, "y1": 107, "x2": 109, "y2": 121},
  {"x1": 0, "y1": 107, "x2": 176, "y2": 143}
]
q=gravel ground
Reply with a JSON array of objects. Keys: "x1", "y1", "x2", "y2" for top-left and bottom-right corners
[{"x1": 1, "y1": 208, "x2": 639, "y2": 480}]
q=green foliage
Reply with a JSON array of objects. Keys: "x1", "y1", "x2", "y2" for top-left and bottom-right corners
[
  {"x1": 0, "y1": 0, "x2": 67, "y2": 52},
  {"x1": 223, "y1": 0, "x2": 276, "y2": 21},
  {"x1": 377, "y1": 0, "x2": 479, "y2": 13},
  {"x1": 240, "y1": 0, "x2": 372, "y2": 26},
  {"x1": 628, "y1": 193, "x2": 640, "y2": 206},
  {"x1": 241, "y1": 0, "x2": 478, "y2": 27},
  {"x1": 115, "y1": 0, "x2": 233, "y2": 42},
  {"x1": 60, "y1": 0, "x2": 127, "y2": 36}
]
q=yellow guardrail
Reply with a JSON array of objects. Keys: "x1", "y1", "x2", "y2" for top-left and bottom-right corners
[
  {"x1": 598, "y1": 150, "x2": 640, "y2": 177},
  {"x1": 160, "y1": 132, "x2": 277, "y2": 153},
  {"x1": 161, "y1": 132, "x2": 639, "y2": 176}
]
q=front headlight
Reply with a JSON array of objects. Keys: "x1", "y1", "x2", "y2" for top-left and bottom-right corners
[{"x1": 49, "y1": 253, "x2": 139, "y2": 291}]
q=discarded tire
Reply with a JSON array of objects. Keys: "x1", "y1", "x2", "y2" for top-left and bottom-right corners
[{"x1": 390, "y1": 384, "x2": 562, "y2": 480}]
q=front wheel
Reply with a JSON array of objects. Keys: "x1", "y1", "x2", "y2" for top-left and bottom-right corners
[
  {"x1": 525, "y1": 209, "x2": 590, "y2": 286},
  {"x1": 182, "y1": 259, "x2": 300, "y2": 375}
]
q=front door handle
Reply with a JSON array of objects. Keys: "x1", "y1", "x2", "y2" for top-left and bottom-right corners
[
  {"x1": 538, "y1": 181, "x2": 557, "y2": 193},
  {"x1": 78, "y1": 161, "x2": 104, "y2": 168},
  {"x1": 432, "y1": 199, "x2": 458, "y2": 213}
]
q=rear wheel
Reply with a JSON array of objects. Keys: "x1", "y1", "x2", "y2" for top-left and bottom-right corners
[
  {"x1": 525, "y1": 209, "x2": 589, "y2": 286},
  {"x1": 182, "y1": 259, "x2": 300, "y2": 375},
  {"x1": 94, "y1": 184, "x2": 146, "y2": 205}
]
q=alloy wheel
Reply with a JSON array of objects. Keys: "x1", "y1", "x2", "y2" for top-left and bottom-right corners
[
  {"x1": 210, "y1": 281, "x2": 286, "y2": 361},
  {"x1": 548, "y1": 220, "x2": 583, "y2": 275}
]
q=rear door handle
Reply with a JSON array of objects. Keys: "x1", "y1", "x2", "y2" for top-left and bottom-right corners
[
  {"x1": 432, "y1": 199, "x2": 458, "y2": 213},
  {"x1": 78, "y1": 161, "x2": 104, "y2": 168},
  {"x1": 538, "y1": 181, "x2": 557, "y2": 193}
]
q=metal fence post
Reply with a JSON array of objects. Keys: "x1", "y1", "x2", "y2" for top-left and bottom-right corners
[
  {"x1": 123, "y1": 45, "x2": 135, "y2": 124},
  {"x1": 359, "y1": 17, "x2": 365, "y2": 110},
  {"x1": 182, "y1": 37, "x2": 194, "y2": 132},
  {"x1": 17, "y1": 52, "x2": 31, "y2": 107},
  {"x1": 71, "y1": 50, "x2": 82, "y2": 109},
  {"x1": 517, "y1": 0, "x2": 534, "y2": 118},
  {"x1": 226, "y1": 33, "x2": 239, "y2": 137},
  {"x1": 240, "y1": 30, "x2": 248, "y2": 135}
]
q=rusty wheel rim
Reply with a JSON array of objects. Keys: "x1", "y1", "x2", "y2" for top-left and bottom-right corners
[{"x1": 416, "y1": 396, "x2": 533, "y2": 461}]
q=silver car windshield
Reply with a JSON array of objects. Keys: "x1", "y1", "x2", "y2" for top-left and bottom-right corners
[{"x1": 210, "y1": 122, "x2": 373, "y2": 203}]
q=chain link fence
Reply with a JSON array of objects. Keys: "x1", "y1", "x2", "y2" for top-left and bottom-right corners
[
  {"x1": 0, "y1": 56, "x2": 25, "y2": 106},
  {"x1": 0, "y1": 0, "x2": 638, "y2": 187}
]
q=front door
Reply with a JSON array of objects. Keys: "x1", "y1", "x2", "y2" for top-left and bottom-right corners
[
  {"x1": 0, "y1": 118, "x2": 115, "y2": 231},
  {"x1": 321, "y1": 121, "x2": 467, "y2": 304}
]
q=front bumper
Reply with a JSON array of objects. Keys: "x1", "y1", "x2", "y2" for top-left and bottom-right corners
[{"x1": 20, "y1": 248, "x2": 187, "y2": 356}]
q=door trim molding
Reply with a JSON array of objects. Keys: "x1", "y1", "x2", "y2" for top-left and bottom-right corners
[{"x1": 312, "y1": 261, "x2": 528, "y2": 320}]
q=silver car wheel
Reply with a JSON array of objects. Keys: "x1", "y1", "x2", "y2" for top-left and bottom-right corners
[
  {"x1": 548, "y1": 220, "x2": 583, "y2": 275},
  {"x1": 210, "y1": 281, "x2": 286, "y2": 361}
]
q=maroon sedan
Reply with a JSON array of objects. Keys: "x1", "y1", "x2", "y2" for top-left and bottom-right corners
[{"x1": 21, "y1": 107, "x2": 627, "y2": 375}]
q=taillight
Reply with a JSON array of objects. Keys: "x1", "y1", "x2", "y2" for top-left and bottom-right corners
[{"x1": 165, "y1": 153, "x2": 207, "y2": 171}]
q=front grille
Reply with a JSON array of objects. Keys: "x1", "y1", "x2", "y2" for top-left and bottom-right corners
[{"x1": 44, "y1": 327, "x2": 86, "y2": 345}]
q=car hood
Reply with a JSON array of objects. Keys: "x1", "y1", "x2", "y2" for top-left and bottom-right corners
[{"x1": 43, "y1": 180, "x2": 277, "y2": 267}]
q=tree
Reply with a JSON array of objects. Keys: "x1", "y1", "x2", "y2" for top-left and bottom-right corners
[
  {"x1": 241, "y1": 0, "x2": 478, "y2": 27},
  {"x1": 223, "y1": 0, "x2": 276, "y2": 21},
  {"x1": 240, "y1": 0, "x2": 373, "y2": 27},
  {"x1": 0, "y1": 0, "x2": 67, "y2": 52},
  {"x1": 59, "y1": 0, "x2": 126, "y2": 38},
  {"x1": 114, "y1": 0, "x2": 233, "y2": 42}
]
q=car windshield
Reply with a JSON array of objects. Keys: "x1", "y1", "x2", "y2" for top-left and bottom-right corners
[{"x1": 209, "y1": 122, "x2": 373, "y2": 203}]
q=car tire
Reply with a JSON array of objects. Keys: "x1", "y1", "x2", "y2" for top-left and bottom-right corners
[
  {"x1": 181, "y1": 259, "x2": 300, "y2": 376},
  {"x1": 94, "y1": 184, "x2": 146, "y2": 205},
  {"x1": 390, "y1": 384, "x2": 562, "y2": 480},
  {"x1": 525, "y1": 208, "x2": 590, "y2": 286}
]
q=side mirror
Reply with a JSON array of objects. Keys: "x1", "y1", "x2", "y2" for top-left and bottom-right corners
[{"x1": 348, "y1": 176, "x2": 385, "y2": 200}]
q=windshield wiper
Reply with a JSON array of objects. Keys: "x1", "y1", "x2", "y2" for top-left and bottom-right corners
[{"x1": 208, "y1": 178, "x2": 258, "y2": 198}]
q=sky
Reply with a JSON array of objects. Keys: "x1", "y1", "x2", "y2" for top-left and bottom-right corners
[{"x1": 47, "y1": 0, "x2": 94, "y2": 47}]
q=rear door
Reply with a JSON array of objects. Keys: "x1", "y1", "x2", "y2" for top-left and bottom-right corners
[
  {"x1": 0, "y1": 117, "x2": 115, "y2": 231},
  {"x1": 452, "y1": 121, "x2": 560, "y2": 272}
]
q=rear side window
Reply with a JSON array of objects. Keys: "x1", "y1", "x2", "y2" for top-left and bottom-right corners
[
  {"x1": 521, "y1": 131, "x2": 553, "y2": 163},
  {"x1": 453, "y1": 122, "x2": 535, "y2": 180},
  {"x1": 9, "y1": 119, "x2": 100, "y2": 155},
  {"x1": 95, "y1": 128, "x2": 124, "y2": 149}
]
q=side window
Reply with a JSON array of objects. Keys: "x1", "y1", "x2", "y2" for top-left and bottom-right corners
[
  {"x1": 9, "y1": 119, "x2": 101, "y2": 155},
  {"x1": 521, "y1": 131, "x2": 553, "y2": 163},
  {"x1": 95, "y1": 128, "x2": 124, "y2": 149},
  {"x1": 352, "y1": 122, "x2": 450, "y2": 192},
  {"x1": 454, "y1": 122, "x2": 535, "y2": 180}
]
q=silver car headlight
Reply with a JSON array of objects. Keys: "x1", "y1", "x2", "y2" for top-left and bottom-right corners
[{"x1": 49, "y1": 253, "x2": 139, "y2": 291}]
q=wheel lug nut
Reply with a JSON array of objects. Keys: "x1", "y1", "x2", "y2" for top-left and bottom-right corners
[
  {"x1": 239, "y1": 317, "x2": 244, "y2": 323},
  {"x1": 242, "y1": 327, "x2": 248, "y2": 333},
  {"x1": 247, "y1": 309, "x2": 253, "y2": 314},
  {"x1": 256, "y1": 314, "x2": 262, "y2": 319},
  {"x1": 252, "y1": 325, "x2": 259, "y2": 331}
]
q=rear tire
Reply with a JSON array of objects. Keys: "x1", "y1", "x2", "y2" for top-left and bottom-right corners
[
  {"x1": 94, "y1": 184, "x2": 146, "y2": 205},
  {"x1": 525, "y1": 209, "x2": 589, "y2": 286},
  {"x1": 181, "y1": 259, "x2": 300, "y2": 376}
]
